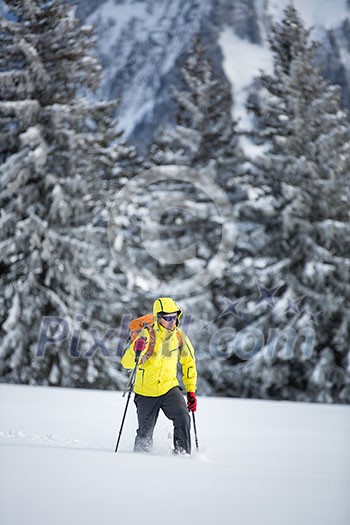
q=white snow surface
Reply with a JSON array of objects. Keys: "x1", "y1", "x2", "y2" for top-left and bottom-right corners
[
  {"x1": 219, "y1": 29, "x2": 273, "y2": 130},
  {"x1": 0, "y1": 384, "x2": 349, "y2": 525}
]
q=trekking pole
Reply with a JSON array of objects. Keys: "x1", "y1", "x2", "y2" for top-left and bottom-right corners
[
  {"x1": 192, "y1": 411, "x2": 199, "y2": 452},
  {"x1": 115, "y1": 350, "x2": 141, "y2": 453},
  {"x1": 122, "y1": 367, "x2": 135, "y2": 397}
]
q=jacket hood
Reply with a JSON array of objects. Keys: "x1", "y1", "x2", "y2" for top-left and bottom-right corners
[{"x1": 153, "y1": 297, "x2": 182, "y2": 327}]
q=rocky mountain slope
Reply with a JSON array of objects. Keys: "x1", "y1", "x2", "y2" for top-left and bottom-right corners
[{"x1": 74, "y1": 0, "x2": 350, "y2": 149}]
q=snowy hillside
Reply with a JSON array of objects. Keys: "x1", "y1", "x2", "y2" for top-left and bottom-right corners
[
  {"x1": 1, "y1": 385, "x2": 349, "y2": 525},
  {"x1": 1, "y1": 0, "x2": 349, "y2": 146},
  {"x1": 73, "y1": 0, "x2": 350, "y2": 147}
]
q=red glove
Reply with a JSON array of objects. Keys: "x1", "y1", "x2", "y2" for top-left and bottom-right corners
[
  {"x1": 134, "y1": 337, "x2": 146, "y2": 353},
  {"x1": 187, "y1": 392, "x2": 197, "y2": 412}
]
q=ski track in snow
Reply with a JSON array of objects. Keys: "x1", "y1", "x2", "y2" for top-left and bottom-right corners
[
  {"x1": 0, "y1": 429, "x2": 212, "y2": 462},
  {"x1": 0, "y1": 429, "x2": 91, "y2": 450}
]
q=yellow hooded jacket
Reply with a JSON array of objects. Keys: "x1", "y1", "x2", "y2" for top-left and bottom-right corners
[{"x1": 121, "y1": 297, "x2": 197, "y2": 397}]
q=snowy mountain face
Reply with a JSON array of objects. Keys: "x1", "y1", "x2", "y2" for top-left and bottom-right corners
[
  {"x1": 77, "y1": 0, "x2": 213, "y2": 148},
  {"x1": 0, "y1": 0, "x2": 348, "y2": 147},
  {"x1": 72, "y1": 0, "x2": 350, "y2": 149}
]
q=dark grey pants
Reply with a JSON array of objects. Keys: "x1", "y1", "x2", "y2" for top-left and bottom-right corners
[{"x1": 134, "y1": 386, "x2": 191, "y2": 454}]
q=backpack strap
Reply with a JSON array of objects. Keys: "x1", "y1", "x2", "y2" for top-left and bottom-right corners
[
  {"x1": 176, "y1": 330, "x2": 183, "y2": 350},
  {"x1": 140, "y1": 323, "x2": 156, "y2": 364}
]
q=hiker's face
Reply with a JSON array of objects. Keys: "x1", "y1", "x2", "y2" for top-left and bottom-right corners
[{"x1": 159, "y1": 313, "x2": 178, "y2": 330}]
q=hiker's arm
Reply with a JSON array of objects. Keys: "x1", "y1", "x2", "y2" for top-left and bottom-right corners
[
  {"x1": 179, "y1": 332, "x2": 197, "y2": 393},
  {"x1": 121, "y1": 330, "x2": 149, "y2": 369}
]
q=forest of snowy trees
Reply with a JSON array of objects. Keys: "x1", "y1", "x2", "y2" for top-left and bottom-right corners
[{"x1": 0, "y1": 0, "x2": 349, "y2": 403}]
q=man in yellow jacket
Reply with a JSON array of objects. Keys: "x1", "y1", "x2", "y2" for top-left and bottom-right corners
[{"x1": 121, "y1": 297, "x2": 197, "y2": 454}]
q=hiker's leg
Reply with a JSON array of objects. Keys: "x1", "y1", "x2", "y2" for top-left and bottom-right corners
[
  {"x1": 161, "y1": 387, "x2": 191, "y2": 454},
  {"x1": 134, "y1": 394, "x2": 161, "y2": 452}
]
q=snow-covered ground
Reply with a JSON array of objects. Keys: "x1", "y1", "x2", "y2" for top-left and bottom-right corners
[{"x1": 0, "y1": 384, "x2": 349, "y2": 525}]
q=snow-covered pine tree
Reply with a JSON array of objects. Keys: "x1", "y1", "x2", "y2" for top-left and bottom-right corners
[
  {"x1": 142, "y1": 36, "x2": 249, "y2": 386},
  {"x1": 135, "y1": 35, "x2": 246, "y2": 304},
  {"x1": 150, "y1": 34, "x2": 244, "y2": 196},
  {"x1": 235, "y1": 2, "x2": 350, "y2": 402},
  {"x1": 0, "y1": 0, "x2": 129, "y2": 389}
]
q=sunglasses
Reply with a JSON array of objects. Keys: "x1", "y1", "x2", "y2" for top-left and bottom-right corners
[{"x1": 161, "y1": 315, "x2": 177, "y2": 322}]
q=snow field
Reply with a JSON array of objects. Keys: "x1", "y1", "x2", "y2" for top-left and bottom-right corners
[{"x1": 0, "y1": 384, "x2": 349, "y2": 525}]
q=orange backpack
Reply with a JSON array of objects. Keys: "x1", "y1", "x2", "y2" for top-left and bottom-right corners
[{"x1": 129, "y1": 313, "x2": 182, "y2": 363}]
